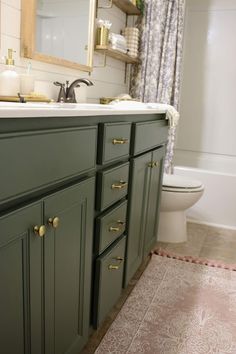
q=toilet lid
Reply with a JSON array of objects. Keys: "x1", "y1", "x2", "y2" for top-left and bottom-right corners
[{"x1": 163, "y1": 173, "x2": 203, "y2": 189}]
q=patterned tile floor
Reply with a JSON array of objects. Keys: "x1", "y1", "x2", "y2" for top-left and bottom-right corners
[
  {"x1": 157, "y1": 222, "x2": 236, "y2": 264},
  {"x1": 82, "y1": 222, "x2": 236, "y2": 353}
]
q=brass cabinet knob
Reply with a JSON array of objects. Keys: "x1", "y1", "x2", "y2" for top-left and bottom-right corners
[
  {"x1": 109, "y1": 226, "x2": 120, "y2": 232},
  {"x1": 48, "y1": 216, "x2": 60, "y2": 229},
  {"x1": 111, "y1": 180, "x2": 128, "y2": 190},
  {"x1": 112, "y1": 138, "x2": 129, "y2": 145},
  {"x1": 34, "y1": 225, "x2": 46, "y2": 237},
  {"x1": 148, "y1": 162, "x2": 155, "y2": 168},
  {"x1": 148, "y1": 161, "x2": 159, "y2": 168}
]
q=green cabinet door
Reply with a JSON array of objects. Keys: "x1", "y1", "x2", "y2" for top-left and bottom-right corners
[
  {"x1": 44, "y1": 177, "x2": 95, "y2": 354},
  {"x1": 0, "y1": 203, "x2": 43, "y2": 354},
  {"x1": 143, "y1": 146, "x2": 166, "y2": 258},
  {"x1": 124, "y1": 152, "x2": 152, "y2": 287}
]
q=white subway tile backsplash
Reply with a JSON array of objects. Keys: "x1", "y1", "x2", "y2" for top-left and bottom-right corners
[
  {"x1": 1, "y1": 0, "x2": 21, "y2": 10},
  {"x1": 0, "y1": 1, "x2": 130, "y2": 101},
  {"x1": 0, "y1": 34, "x2": 20, "y2": 59},
  {"x1": 1, "y1": 3, "x2": 20, "y2": 38}
]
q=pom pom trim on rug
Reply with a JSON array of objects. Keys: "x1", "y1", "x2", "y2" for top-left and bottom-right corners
[{"x1": 153, "y1": 248, "x2": 236, "y2": 271}]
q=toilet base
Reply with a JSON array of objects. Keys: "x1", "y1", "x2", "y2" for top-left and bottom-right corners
[{"x1": 158, "y1": 211, "x2": 187, "y2": 243}]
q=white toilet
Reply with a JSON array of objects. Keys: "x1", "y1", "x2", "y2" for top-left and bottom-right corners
[{"x1": 158, "y1": 173, "x2": 204, "y2": 243}]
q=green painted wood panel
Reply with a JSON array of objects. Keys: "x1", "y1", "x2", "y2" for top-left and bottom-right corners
[
  {"x1": 96, "y1": 162, "x2": 129, "y2": 211},
  {"x1": 131, "y1": 120, "x2": 168, "y2": 156},
  {"x1": 124, "y1": 152, "x2": 152, "y2": 287},
  {"x1": 0, "y1": 126, "x2": 97, "y2": 207},
  {"x1": 93, "y1": 235, "x2": 126, "y2": 328},
  {"x1": 143, "y1": 147, "x2": 166, "y2": 258},
  {"x1": 97, "y1": 122, "x2": 131, "y2": 165},
  {"x1": 0, "y1": 202, "x2": 43, "y2": 354},
  {"x1": 44, "y1": 177, "x2": 95, "y2": 354},
  {"x1": 95, "y1": 200, "x2": 127, "y2": 255}
]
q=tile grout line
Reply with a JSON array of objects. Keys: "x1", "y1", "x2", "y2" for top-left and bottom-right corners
[{"x1": 124, "y1": 258, "x2": 171, "y2": 353}]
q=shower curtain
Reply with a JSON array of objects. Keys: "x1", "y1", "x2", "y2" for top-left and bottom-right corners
[{"x1": 130, "y1": 0, "x2": 185, "y2": 173}]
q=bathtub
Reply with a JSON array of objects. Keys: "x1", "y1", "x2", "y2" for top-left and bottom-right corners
[{"x1": 173, "y1": 166, "x2": 236, "y2": 230}]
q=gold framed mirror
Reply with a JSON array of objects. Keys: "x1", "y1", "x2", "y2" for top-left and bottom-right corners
[{"x1": 21, "y1": 0, "x2": 96, "y2": 72}]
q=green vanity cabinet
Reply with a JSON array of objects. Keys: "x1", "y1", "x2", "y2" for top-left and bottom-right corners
[
  {"x1": 0, "y1": 113, "x2": 168, "y2": 352},
  {"x1": 143, "y1": 146, "x2": 166, "y2": 258},
  {"x1": 0, "y1": 203, "x2": 43, "y2": 354},
  {"x1": 124, "y1": 146, "x2": 166, "y2": 286},
  {"x1": 0, "y1": 177, "x2": 95, "y2": 354},
  {"x1": 44, "y1": 177, "x2": 95, "y2": 354}
]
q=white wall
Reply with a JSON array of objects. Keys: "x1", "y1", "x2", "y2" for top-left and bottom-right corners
[
  {"x1": 0, "y1": 0, "x2": 130, "y2": 102},
  {"x1": 174, "y1": 0, "x2": 236, "y2": 228},
  {"x1": 175, "y1": 0, "x2": 236, "y2": 172}
]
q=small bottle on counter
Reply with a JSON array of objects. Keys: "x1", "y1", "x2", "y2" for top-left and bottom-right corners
[{"x1": 0, "y1": 49, "x2": 20, "y2": 97}]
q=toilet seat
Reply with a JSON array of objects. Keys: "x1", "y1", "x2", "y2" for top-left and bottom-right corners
[{"x1": 162, "y1": 173, "x2": 204, "y2": 193}]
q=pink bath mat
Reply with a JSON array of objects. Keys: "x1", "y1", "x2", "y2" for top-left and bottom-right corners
[{"x1": 95, "y1": 252, "x2": 236, "y2": 353}]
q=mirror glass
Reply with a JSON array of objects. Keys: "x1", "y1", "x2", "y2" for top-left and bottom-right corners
[
  {"x1": 21, "y1": 0, "x2": 95, "y2": 71},
  {"x1": 35, "y1": 0, "x2": 92, "y2": 67}
]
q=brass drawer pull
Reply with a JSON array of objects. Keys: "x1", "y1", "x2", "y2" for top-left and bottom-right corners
[
  {"x1": 117, "y1": 220, "x2": 126, "y2": 226},
  {"x1": 112, "y1": 138, "x2": 129, "y2": 145},
  {"x1": 109, "y1": 220, "x2": 126, "y2": 232},
  {"x1": 108, "y1": 265, "x2": 119, "y2": 270},
  {"x1": 154, "y1": 161, "x2": 159, "y2": 167},
  {"x1": 109, "y1": 226, "x2": 120, "y2": 232},
  {"x1": 115, "y1": 257, "x2": 123, "y2": 261},
  {"x1": 48, "y1": 216, "x2": 60, "y2": 229},
  {"x1": 108, "y1": 256, "x2": 124, "y2": 270},
  {"x1": 34, "y1": 225, "x2": 46, "y2": 237},
  {"x1": 111, "y1": 180, "x2": 128, "y2": 190}
]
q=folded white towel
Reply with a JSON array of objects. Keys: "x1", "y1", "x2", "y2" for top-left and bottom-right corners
[
  {"x1": 146, "y1": 103, "x2": 180, "y2": 127},
  {"x1": 109, "y1": 100, "x2": 180, "y2": 128}
]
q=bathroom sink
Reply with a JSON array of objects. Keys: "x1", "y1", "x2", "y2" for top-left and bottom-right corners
[
  {"x1": 109, "y1": 101, "x2": 149, "y2": 109},
  {"x1": 0, "y1": 102, "x2": 113, "y2": 110}
]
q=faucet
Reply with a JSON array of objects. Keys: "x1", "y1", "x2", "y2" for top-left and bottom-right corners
[
  {"x1": 66, "y1": 78, "x2": 93, "y2": 103},
  {"x1": 54, "y1": 78, "x2": 93, "y2": 103}
]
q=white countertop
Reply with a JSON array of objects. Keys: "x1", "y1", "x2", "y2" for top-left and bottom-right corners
[{"x1": 0, "y1": 102, "x2": 167, "y2": 118}]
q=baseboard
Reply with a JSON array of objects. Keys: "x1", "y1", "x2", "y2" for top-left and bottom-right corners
[{"x1": 187, "y1": 218, "x2": 236, "y2": 231}]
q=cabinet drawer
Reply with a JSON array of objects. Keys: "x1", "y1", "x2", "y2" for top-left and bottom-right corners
[
  {"x1": 131, "y1": 120, "x2": 168, "y2": 155},
  {"x1": 0, "y1": 126, "x2": 97, "y2": 206},
  {"x1": 97, "y1": 122, "x2": 131, "y2": 164},
  {"x1": 95, "y1": 200, "x2": 127, "y2": 255},
  {"x1": 93, "y1": 235, "x2": 126, "y2": 328},
  {"x1": 96, "y1": 162, "x2": 129, "y2": 211}
]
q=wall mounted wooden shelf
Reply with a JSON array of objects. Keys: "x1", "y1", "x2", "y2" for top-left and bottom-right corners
[
  {"x1": 112, "y1": 0, "x2": 141, "y2": 15},
  {"x1": 95, "y1": 46, "x2": 139, "y2": 64}
]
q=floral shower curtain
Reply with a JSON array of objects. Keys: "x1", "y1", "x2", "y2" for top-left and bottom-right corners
[{"x1": 130, "y1": 0, "x2": 185, "y2": 173}]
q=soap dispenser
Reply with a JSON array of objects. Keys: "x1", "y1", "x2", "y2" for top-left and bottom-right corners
[{"x1": 0, "y1": 49, "x2": 20, "y2": 96}]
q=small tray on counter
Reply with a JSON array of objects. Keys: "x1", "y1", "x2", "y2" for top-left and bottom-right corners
[{"x1": 0, "y1": 95, "x2": 52, "y2": 103}]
